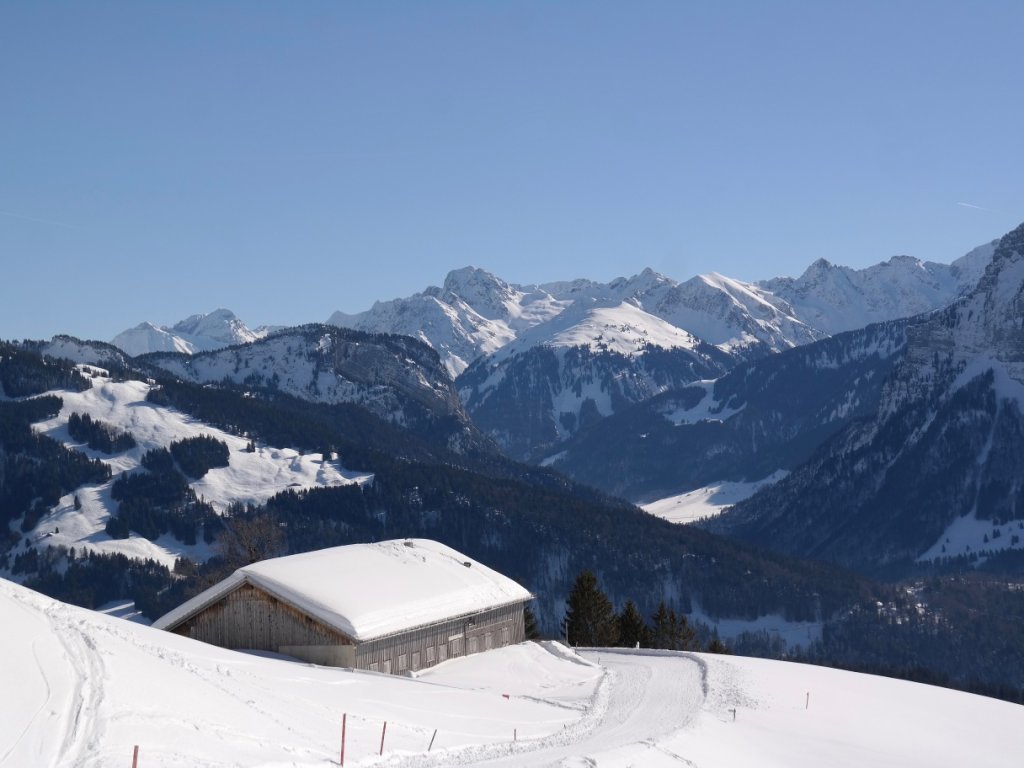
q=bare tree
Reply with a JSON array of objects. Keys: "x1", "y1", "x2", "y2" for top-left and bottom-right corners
[{"x1": 216, "y1": 510, "x2": 286, "y2": 571}]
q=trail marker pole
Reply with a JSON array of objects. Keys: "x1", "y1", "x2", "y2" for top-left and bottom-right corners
[
  {"x1": 131, "y1": 745, "x2": 139, "y2": 768},
  {"x1": 730, "y1": 708, "x2": 736, "y2": 722},
  {"x1": 428, "y1": 729, "x2": 438, "y2": 752},
  {"x1": 514, "y1": 728, "x2": 517, "y2": 742},
  {"x1": 340, "y1": 713, "x2": 347, "y2": 766},
  {"x1": 379, "y1": 721, "x2": 387, "y2": 756},
  {"x1": 805, "y1": 692, "x2": 810, "y2": 710}
]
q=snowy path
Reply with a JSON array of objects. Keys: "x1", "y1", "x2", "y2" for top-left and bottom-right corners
[{"x1": 454, "y1": 649, "x2": 706, "y2": 768}]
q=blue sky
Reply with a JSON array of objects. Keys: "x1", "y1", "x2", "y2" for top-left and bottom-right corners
[{"x1": 2, "y1": 1, "x2": 1023, "y2": 341}]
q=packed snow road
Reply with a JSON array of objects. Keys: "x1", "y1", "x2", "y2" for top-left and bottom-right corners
[{"x1": 403, "y1": 649, "x2": 707, "y2": 768}]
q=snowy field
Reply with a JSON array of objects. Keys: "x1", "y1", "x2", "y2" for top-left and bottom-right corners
[
  {"x1": 641, "y1": 471, "x2": 787, "y2": 524},
  {"x1": 3, "y1": 579, "x2": 1021, "y2": 768},
  {"x1": 21, "y1": 372, "x2": 372, "y2": 569}
]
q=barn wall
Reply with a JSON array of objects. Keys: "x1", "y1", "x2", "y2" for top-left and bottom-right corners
[
  {"x1": 356, "y1": 601, "x2": 526, "y2": 674},
  {"x1": 176, "y1": 583, "x2": 353, "y2": 661},
  {"x1": 173, "y1": 585, "x2": 526, "y2": 674}
]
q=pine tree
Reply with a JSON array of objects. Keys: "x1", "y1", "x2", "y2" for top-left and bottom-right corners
[
  {"x1": 617, "y1": 600, "x2": 648, "y2": 648},
  {"x1": 563, "y1": 570, "x2": 619, "y2": 647},
  {"x1": 650, "y1": 601, "x2": 675, "y2": 649},
  {"x1": 524, "y1": 604, "x2": 540, "y2": 640},
  {"x1": 650, "y1": 601, "x2": 700, "y2": 650},
  {"x1": 706, "y1": 632, "x2": 731, "y2": 654}
]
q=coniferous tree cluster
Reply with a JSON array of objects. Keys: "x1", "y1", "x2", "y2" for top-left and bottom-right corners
[
  {"x1": 68, "y1": 411, "x2": 137, "y2": 453},
  {"x1": 169, "y1": 435, "x2": 230, "y2": 479},
  {"x1": 561, "y1": 570, "x2": 725, "y2": 653},
  {"x1": 108, "y1": 448, "x2": 218, "y2": 544},
  {"x1": 0, "y1": 341, "x2": 92, "y2": 397}
]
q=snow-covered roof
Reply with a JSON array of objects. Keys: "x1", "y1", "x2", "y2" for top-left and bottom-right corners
[{"x1": 153, "y1": 539, "x2": 532, "y2": 642}]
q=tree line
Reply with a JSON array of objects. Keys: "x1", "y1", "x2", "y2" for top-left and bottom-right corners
[{"x1": 562, "y1": 569, "x2": 728, "y2": 653}]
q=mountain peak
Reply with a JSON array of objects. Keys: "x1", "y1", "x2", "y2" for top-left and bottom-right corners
[
  {"x1": 440, "y1": 266, "x2": 519, "y2": 319},
  {"x1": 884, "y1": 254, "x2": 924, "y2": 269},
  {"x1": 111, "y1": 309, "x2": 264, "y2": 356},
  {"x1": 802, "y1": 257, "x2": 835, "y2": 276}
]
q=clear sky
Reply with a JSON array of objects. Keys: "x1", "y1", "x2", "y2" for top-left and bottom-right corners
[{"x1": 2, "y1": 1, "x2": 1023, "y2": 341}]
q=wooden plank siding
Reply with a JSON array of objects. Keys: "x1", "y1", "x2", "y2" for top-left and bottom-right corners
[
  {"x1": 172, "y1": 580, "x2": 527, "y2": 674},
  {"x1": 172, "y1": 582, "x2": 353, "y2": 650},
  {"x1": 356, "y1": 601, "x2": 526, "y2": 674}
]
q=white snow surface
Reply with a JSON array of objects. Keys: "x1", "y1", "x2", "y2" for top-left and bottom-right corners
[
  {"x1": 21, "y1": 371, "x2": 371, "y2": 569},
  {"x1": 918, "y1": 510, "x2": 1024, "y2": 563},
  {"x1": 488, "y1": 299, "x2": 700, "y2": 364},
  {"x1": 0, "y1": 579, "x2": 599, "y2": 768},
  {"x1": 154, "y1": 539, "x2": 532, "y2": 642},
  {"x1": 641, "y1": 471, "x2": 788, "y2": 524},
  {"x1": 4, "y1": 579, "x2": 1021, "y2": 768}
]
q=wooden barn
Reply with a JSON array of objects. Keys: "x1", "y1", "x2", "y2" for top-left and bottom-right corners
[{"x1": 152, "y1": 539, "x2": 532, "y2": 673}]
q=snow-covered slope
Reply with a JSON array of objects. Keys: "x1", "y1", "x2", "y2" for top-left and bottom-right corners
[
  {"x1": 641, "y1": 271, "x2": 822, "y2": 351},
  {"x1": 21, "y1": 369, "x2": 372, "y2": 569},
  {"x1": 111, "y1": 309, "x2": 270, "y2": 356},
  {"x1": 487, "y1": 298, "x2": 703, "y2": 363},
  {"x1": 3, "y1": 579, "x2": 1021, "y2": 768},
  {"x1": 0, "y1": 578, "x2": 602, "y2": 768}
]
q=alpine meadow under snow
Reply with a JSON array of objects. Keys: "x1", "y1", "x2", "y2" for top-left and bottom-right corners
[{"x1": 2, "y1": 579, "x2": 1021, "y2": 768}]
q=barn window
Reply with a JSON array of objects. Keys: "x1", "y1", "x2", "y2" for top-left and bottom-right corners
[
  {"x1": 439, "y1": 645, "x2": 448, "y2": 662},
  {"x1": 501, "y1": 627, "x2": 510, "y2": 646},
  {"x1": 398, "y1": 654, "x2": 407, "y2": 671},
  {"x1": 426, "y1": 646, "x2": 435, "y2": 663},
  {"x1": 468, "y1": 636, "x2": 478, "y2": 654},
  {"x1": 412, "y1": 651, "x2": 420, "y2": 669},
  {"x1": 450, "y1": 637, "x2": 462, "y2": 657}
]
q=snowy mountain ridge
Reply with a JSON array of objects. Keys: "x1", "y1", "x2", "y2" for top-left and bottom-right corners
[
  {"x1": 111, "y1": 309, "x2": 273, "y2": 356},
  {"x1": 759, "y1": 243, "x2": 994, "y2": 336},
  {"x1": 142, "y1": 325, "x2": 470, "y2": 435},
  {"x1": 328, "y1": 245, "x2": 991, "y2": 379}
]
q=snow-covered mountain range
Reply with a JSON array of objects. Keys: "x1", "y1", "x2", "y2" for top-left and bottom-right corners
[
  {"x1": 327, "y1": 247, "x2": 990, "y2": 379},
  {"x1": 111, "y1": 309, "x2": 273, "y2": 356},
  {"x1": 105, "y1": 246, "x2": 993, "y2": 462}
]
